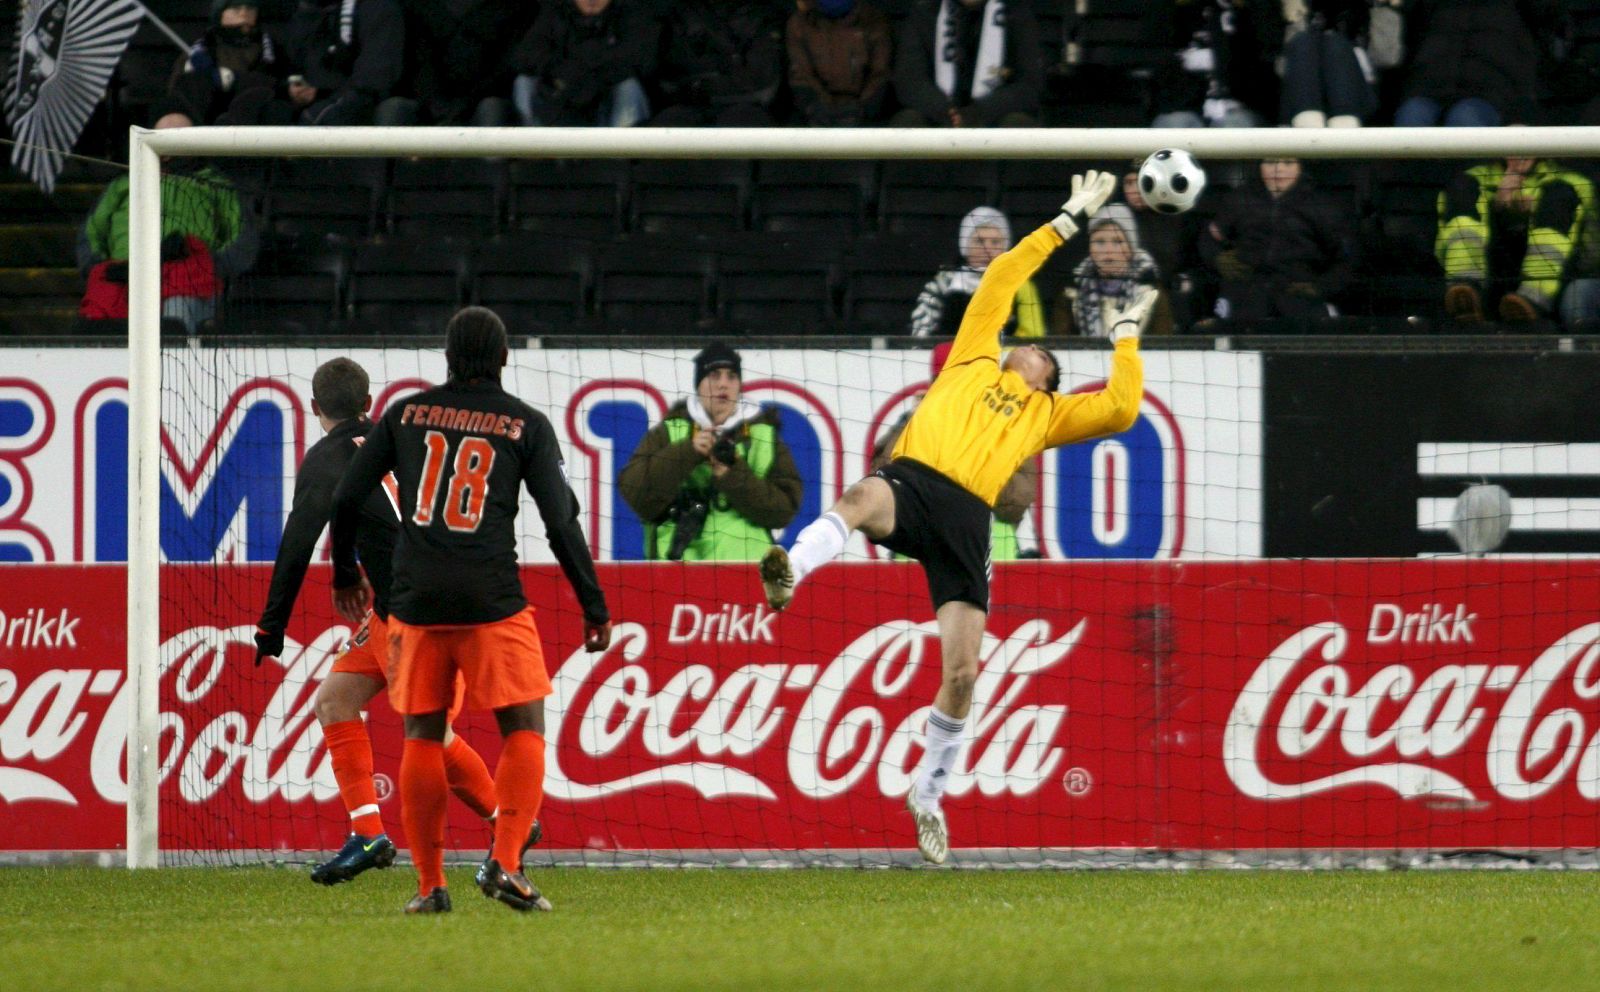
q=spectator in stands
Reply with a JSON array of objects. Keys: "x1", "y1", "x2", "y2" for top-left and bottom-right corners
[
  {"x1": 380, "y1": 0, "x2": 532, "y2": 126},
  {"x1": 1437, "y1": 157, "x2": 1599, "y2": 325},
  {"x1": 1392, "y1": 0, "x2": 1560, "y2": 127},
  {"x1": 786, "y1": 0, "x2": 893, "y2": 127},
  {"x1": 76, "y1": 115, "x2": 258, "y2": 332},
  {"x1": 1120, "y1": 167, "x2": 1196, "y2": 287},
  {"x1": 1200, "y1": 158, "x2": 1353, "y2": 326},
  {"x1": 911, "y1": 206, "x2": 1046, "y2": 337},
  {"x1": 650, "y1": 0, "x2": 785, "y2": 127},
  {"x1": 871, "y1": 343, "x2": 1040, "y2": 560},
  {"x1": 1278, "y1": 0, "x2": 1378, "y2": 127},
  {"x1": 1145, "y1": 0, "x2": 1279, "y2": 129},
  {"x1": 154, "y1": 0, "x2": 287, "y2": 127},
  {"x1": 281, "y1": 0, "x2": 406, "y2": 125},
  {"x1": 509, "y1": 0, "x2": 657, "y2": 127},
  {"x1": 1052, "y1": 204, "x2": 1174, "y2": 337},
  {"x1": 889, "y1": 0, "x2": 1043, "y2": 128},
  {"x1": 619, "y1": 342, "x2": 802, "y2": 561}
]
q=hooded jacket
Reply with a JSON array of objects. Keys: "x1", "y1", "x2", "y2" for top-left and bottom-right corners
[{"x1": 618, "y1": 400, "x2": 802, "y2": 561}]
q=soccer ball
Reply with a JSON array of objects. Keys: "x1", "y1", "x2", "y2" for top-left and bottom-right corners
[{"x1": 1138, "y1": 148, "x2": 1207, "y2": 214}]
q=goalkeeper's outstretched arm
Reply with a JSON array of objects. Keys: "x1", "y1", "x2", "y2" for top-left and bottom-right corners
[{"x1": 945, "y1": 171, "x2": 1118, "y2": 370}]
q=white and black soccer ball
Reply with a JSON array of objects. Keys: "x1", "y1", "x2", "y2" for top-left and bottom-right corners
[{"x1": 1137, "y1": 148, "x2": 1207, "y2": 214}]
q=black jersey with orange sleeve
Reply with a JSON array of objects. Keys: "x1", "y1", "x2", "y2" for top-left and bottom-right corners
[
  {"x1": 257, "y1": 417, "x2": 398, "y2": 638},
  {"x1": 329, "y1": 379, "x2": 609, "y2": 627}
]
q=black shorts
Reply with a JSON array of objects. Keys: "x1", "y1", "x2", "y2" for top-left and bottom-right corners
[{"x1": 872, "y1": 459, "x2": 992, "y2": 612}]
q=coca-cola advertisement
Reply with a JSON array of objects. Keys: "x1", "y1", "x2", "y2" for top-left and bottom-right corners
[{"x1": 2, "y1": 559, "x2": 1598, "y2": 856}]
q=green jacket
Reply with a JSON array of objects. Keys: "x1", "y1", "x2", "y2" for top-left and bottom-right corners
[
  {"x1": 618, "y1": 401, "x2": 803, "y2": 561},
  {"x1": 76, "y1": 166, "x2": 256, "y2": 277}
]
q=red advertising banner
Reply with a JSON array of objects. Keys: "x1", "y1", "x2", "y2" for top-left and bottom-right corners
[{"x1": 2, "y1": 560, "x2": 1598, "y2": 855}]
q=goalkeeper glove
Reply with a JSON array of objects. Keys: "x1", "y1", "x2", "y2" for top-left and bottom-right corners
[
  {"x1": 253, "y1": 627, "x2": 283, "y2": 667},
  {"x1": 1050, "y1": 170, "x2": 1116, "y2": 241},
  {"x1": 1103, "y1": 285, "x2": 1159, "y2": 343}
]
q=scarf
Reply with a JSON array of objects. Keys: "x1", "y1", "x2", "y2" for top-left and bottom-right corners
[
  {"x1": 685, "y1": 395, "x2": 763, "y2": 432},
  {"x1": 934, "y1": 0, "x2": 1007, "y2": 103},
  {"x1": 1072, "y1": 250, "x2": 1158, "y2": 338}
]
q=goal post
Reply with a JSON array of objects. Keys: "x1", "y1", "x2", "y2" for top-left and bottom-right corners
[{"x1": 123, "y1": 125, "x2": 1600, "y2": 870}]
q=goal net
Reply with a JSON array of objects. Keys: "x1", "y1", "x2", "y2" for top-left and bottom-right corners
[{"x1": 122, "y1": 126, "x2": 1600, "y2": 869}]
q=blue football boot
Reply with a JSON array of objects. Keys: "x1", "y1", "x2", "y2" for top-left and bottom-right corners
[{"x1": 311, "y1": 832, "x2": 396, "y2": 885}]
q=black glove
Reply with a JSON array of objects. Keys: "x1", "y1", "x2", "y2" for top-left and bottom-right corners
[
  {"x1": 103, "y1": 261, "x2": 129, "y2": 284},
  {"x1": 253, "y1": 627, "x2": 284, "y2": 667},
  {"x1": 159, "y1": 232, "x2": 190, "y2": 262}
]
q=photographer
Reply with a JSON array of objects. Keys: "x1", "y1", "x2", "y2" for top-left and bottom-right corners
[{"x1": 620, "y1": 342, "x2": 802, "y2": 561}]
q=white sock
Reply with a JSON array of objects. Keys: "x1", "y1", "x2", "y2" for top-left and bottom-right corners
[
  {"x1": 1327, "y1": 114, "x2": 1361, "y2": 128},
  {"x1": 913, "y1": 707, "x2": 966, "y2": 808},
  {"x1": 1291, "y1": 109, "x2": 1326, "y2": 128},
  {"x1": 788, "y1": 511, "x2": 849, "y2": 586}
]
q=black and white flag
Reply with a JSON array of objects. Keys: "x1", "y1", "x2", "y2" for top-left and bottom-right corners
[{"x1": 4, "y1": 0, "x2": 144, "y2": 193}]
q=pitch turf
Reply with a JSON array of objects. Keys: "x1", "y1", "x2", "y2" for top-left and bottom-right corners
[{"x1": 3, "y1": 866, "x2": 1599, "y2": 991}]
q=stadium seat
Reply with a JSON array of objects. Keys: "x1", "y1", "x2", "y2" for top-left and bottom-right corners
[
  {"x1": 507, "y1": 159, "x2": 628, "y2": 241},
  {"x1": 348, "y1": 236, "x2": 468, "y2": 335},
  {"x1": 841, "y1": 235, "x2": 949, "y2": 335},
  {"x1": 750, "y1": 160, "x2": 877, "y2": 237},
  {"x1": 594, "y1": 237, "x2": 714, "y2": 335},
  {"x1": 1354, "y1": 162, "x2": 1451, "y2": 319},
  {"x1": 1051, "y1": 1, "x2": 1162, "y2": 126},
  {"x1": 629, "y1": 160, "x2": 751, "y2": 236},
  {"x1": 470, "y1": 233, "x2": 591, "y2": 336},
  {"x1": 715, "y1": 235, "x2": 841, "y2": 336},
  {"x1": 263, "y1": 159, "x2": 385, "y2": 241},
  {"x1": 879, "y1": 161, "x2": 998, "y2": 237},
  {"x1": 387, "y1": 159, "x2": 505, "y2": 238},
  {"x1": 225, "y1": 241, "x2": 348, "y2": 336}
]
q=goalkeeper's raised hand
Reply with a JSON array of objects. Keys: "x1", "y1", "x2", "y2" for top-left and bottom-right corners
[
  {"x1": 1103, "y1": 285, "x2": 1159, "y2": 343},
  {"x1": 1050, "y1": 170, "x2": 1117, "y2": 241}
]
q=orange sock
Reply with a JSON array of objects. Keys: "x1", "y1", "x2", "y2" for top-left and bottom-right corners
[
  {"x1": 443, "y1": 735, "x2": 497, "y2": 820},
  {"x1": 322, "y1": 719, "x2": 384, "y2": 837},
  {"x1": 400, "y1": 738, "x2": 448, "y2": 895},
  {"x1": 491, "y1": 730, "x2": 545, "y2": 871}
]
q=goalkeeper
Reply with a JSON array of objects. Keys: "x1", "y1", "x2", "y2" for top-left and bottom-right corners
[{"x1": 759, "y1": 171, "x2": 1150, "y2": 864}]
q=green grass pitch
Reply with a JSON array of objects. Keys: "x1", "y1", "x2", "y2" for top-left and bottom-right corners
[{"x1": 3, "y1": 866, "x2": 1600, "y2": 991}]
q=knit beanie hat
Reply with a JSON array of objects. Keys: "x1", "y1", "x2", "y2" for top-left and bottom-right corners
[
  {"x1": 693, "y1": 341, "x2": 742, "y2": 385},
  {"x1": 1087, "y1": 203, "x2": 1142, "y2": 255},
  {"x1": 958, "y1": 206, "x2": 1012, "y2": 261},
  {"x1": 816, "y1": 0, "x2": 857, "y2": 17}
]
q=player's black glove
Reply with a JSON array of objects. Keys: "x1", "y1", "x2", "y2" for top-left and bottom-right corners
[{"x1": 253, "y1": 627, "x2": 283, "y2": 667}]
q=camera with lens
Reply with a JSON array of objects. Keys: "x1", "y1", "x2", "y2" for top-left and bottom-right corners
[
  {"x1": 710, "y1": 433, "x2": 739, "y2": 467},
  {"x1": 663, "y1": 490, "x2": 711, "y2": 561}
]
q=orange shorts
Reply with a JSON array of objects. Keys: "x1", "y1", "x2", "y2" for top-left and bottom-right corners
[
  {"x1": 332, "y1": 613, "x2": 465, "y2": 721},
  {"x1": 386, "y1": 607, "x2": 551, "y2": 716},
  {"x1": 331, "y1": 612, "x2": 390, "y2": 681}
]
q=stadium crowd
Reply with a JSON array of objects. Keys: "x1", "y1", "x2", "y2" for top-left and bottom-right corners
[{"x1": 6, "y1": 0, "x2": 1600, "y2": 335}]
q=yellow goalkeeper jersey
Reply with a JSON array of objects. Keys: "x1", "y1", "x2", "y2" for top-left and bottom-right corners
[{"x1": 890, "y1": 223, "x2": 1145, "y2": 508}]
